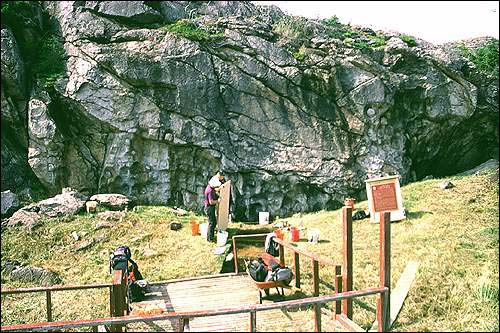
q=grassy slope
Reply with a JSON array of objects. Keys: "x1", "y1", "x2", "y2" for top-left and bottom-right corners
[{"x1": 1, "y1": 170, "x2": 498, "y2": 331}]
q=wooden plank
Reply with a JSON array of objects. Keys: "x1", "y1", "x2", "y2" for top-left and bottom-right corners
[
  {"x1": 370, "y1": 261, "x2": 419, "y2": 331},
  {"x1": 217, "y1": 180, "x2": 231, "y2": 230},
  {"x1": 336, "y1": 314, "x2": 364, "y2": 332}
]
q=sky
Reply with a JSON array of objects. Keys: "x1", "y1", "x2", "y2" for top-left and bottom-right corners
[{"x1": 253, "y1": 1, "x2": 499, "y2": 44}]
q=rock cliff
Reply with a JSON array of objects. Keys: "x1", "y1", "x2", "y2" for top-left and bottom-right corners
[{"x1": 1, "y1": 1, "x2": 498, "y2": 220}]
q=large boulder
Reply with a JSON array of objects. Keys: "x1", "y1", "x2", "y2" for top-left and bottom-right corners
[
  {"x1": 36, "y1": 188, "x2": 88, "y2": 217},
  {"x1": 5, "y1": 209, "x2": 44, "y2": 231},
  {"x1": 1, "y1": 190, "x2": 20, "y2": 217},
  {"x1": 1, "y1": 261, "x2": 62, "y2": 286},
  {"x1": 90, "y1": 194, "x2": 130, "y2": 210}
]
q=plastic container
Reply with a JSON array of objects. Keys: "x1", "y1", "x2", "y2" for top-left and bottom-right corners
[
  {"x1": 307, "y1": 228, "x2": 320, "y2": 244},
  {"x1": 290, "y1": 227, "x2": 300, "y2": 242},
  {"x1": 344, "y1": 198, "x2": 356, "y2": 209},
  {"x1": 189, "y1": 220, "x2": 199, "y2": 236},
  {"x1": 200, "y1": 223, "x2": 208, "y2": 239},
  {"x1": 259, "y1": 212, "x2": 270, "y2": 225},
  {"x1": 275, "y1": 229, "x2": 284, "y2": 240},
  {"x1": 217, "y1": 230, "x2": 228, "y2": 247}
]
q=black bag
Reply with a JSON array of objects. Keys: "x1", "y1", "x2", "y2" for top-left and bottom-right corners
[
  {"x1": 352, "y1": 210, "x2": 369, "y2": 221},
  {"x1": 265, "y1": 236, "x2": 280, "y2": 257},
  {"x1": 128, "y1": 279, "x2": 146, "y2": 302},
  {"x1": 110, "y1": 245, "x2": 132, "y2": 273},
  {"x1": 272, "y1": 267, "x2": 293, "y2": 285},
  {"x1": 248, "y1": 259, "x2": 267, "y2": 282}
]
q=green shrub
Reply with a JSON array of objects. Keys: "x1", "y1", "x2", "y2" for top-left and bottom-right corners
[
  {"x1": 273, "y1": 16, "x2": 310, "y2": 41},
  {"x1": 162, "y1": 19, "x2": 223, "y2": 42},
  {"x1": 458, "y1": 40, "x2": 499, "y2": 77},
  {"x1": 400, "y1": 34, "x2": 417, "y2": 47},
  {"x1": 321, "y1": 15, "x2": 342, "y2": 28},
  {"x1": 293, "y1": 45, "x2": 307, "y2": 61},
  {"x1": 369, "y1": 34, "x2": 386, "y2": 48},
  {"x1": 33, "y1": 34, "x2": 67, "y2": 89}
]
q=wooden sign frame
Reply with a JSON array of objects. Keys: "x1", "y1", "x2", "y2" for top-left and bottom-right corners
[
  {"x1": 217, "y1": 180, "x2": 231, "y2": 231},
  {"x1": 365, "y1": 175, "x2": 406, "y2": 223}
]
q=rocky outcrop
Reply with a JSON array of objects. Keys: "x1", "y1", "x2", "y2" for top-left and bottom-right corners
[
  {"x1": 1, "y1": 261, "x2": 62, "y2": 286},
  {"x1": 90, "y1": 193, "x2": 130, "y2": 210},
  {"x1": 1, "y1": 1, "x2": 498, "y2": 221},
  {"x1": 1, "y1": 190, "x2": 20, "y2": 217},
  {"x1": 5, "y1": 188, "x2": 87, "y2": 231}
]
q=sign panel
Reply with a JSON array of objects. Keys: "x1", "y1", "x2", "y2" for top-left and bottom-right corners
[
  {"x1": 217, "y1": 180, "x2": 231, "y2": 230},
  {"x1": 371, "y1": 183, "x2": 398, "y2": 212},
  {"x1": 365, "y1": 175, "x2": 406, "y2": 223}
]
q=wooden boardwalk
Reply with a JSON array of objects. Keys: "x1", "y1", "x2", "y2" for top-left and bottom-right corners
[{"x1": 126, "y1": 274, "x2": 346, "y2": 332}]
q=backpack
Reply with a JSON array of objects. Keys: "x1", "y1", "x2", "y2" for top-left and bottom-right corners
[
  {"x1": 109, "y1": 246, "x2": 147, "y2": 303},
  {"x1": 272, "y1": 267, "x2": 293, "y2": 285},
  {"x1": 110, "y1": 245, "x2": 132, "y2": 273},
  {"x1": 128, "y1": 279, "x2": 147, "y2": 302},
  {"x1": 247, "y1": 259, "x2": 267, "y2": 282},
  {"x1": 352, "y1": 210, "x2": 369, "y2": 221},
  {"x1": 265, "y1": 235, "x2": 280, "y2": 257}
]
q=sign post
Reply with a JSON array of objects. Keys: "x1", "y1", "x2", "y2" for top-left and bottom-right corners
[{"x1": 365, "y1": 175, "x2": 406, "y2": 223}]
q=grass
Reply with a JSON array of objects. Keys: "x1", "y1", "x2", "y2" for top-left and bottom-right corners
[
  {"x1": 160, "y1": 19, "x2": 224, "y2": 43},
  {"x1": 400, "y1": 34, "x2": 417, "y2": 47},
  {"x1": 1, "y1": 170, "x2": 498, "y2": 331},
  {"x1": 457, "y1": 39, "x2": 499, "y2": 77}
]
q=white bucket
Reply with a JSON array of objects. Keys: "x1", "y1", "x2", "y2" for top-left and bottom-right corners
[
  {"x1": 308, "y1": 228, "x2": 320, "y2": 244},
  {"x1": 259, "y1": 212, "x2": 270, "y2": 225},
  {"x1": 217, "y1": 230, "x2": 228, "y2": 247},
  {"x1": 200, "y1": 223, "x2": 208, "y2": 239}
]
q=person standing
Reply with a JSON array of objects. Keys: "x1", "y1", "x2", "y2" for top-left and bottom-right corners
[{"x1": 204, "y1": 174, "x2": 221, "y2": 242}]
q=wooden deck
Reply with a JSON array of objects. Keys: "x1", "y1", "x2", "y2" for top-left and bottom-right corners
[{"x1": 126, "y1": 274, "x2": 346, "y2": 332}]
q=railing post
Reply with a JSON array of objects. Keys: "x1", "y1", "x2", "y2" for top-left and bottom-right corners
[
  {"x1": 312, "y1": 259, "x2": 319, "y2": 296},
  {"x1": 279, "y1": 243, "x2": 285, "y2": 266},
  {"x1": 249, "y1": 311, "x2": 256, "y2": 332},
  {"x1": 233, "y1": 237, "x2": 239, "y2": 274},
  {"x1": 46, "y1": 290, "x2": 52, "y2": 322},
  {"x1": 314, "y1": 303, "x2": 322, "y2": 332},
  {"x1": 110, "y1": 270, "x2": 127, "y2": 332},
  {"x1": 377, "y1": 211, "x2": 391, "y2": 332},
  {"x1": 179, "y1": 317, "x2": 189, "y2": 332},
  {"x1": 342, "y1": 206, "x2": 353, "y2": 319},
  {"x1": 334, "y1": 265, "x2": 342, "y2": 318},
  {"x1": 294, "y1": 252, "x2": 301, "y2": 288}
]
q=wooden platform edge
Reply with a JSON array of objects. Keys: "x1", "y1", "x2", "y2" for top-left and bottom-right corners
[{"x1": 370, "y1": 261, "x2": 419, "y2": 331}]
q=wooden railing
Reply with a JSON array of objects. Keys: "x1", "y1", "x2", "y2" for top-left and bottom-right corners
[
  {"x1": 2, "y1": 208, "x2": 391, "y2": 332},
  {"x1": 232, "y1": 206, "x2": 354, "y2": 319},
  {"x1": 1, "y1": 286, "x2": 389, "y2": 332},
  {"x1": 1, "y1": 269, "x2": 128, "y2": 333}
]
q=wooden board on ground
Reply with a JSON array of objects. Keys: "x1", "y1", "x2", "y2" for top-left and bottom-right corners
[
  {"x1": 217, "y1": 180, "x2": 231, "y2": 230},
  {"x1": 370, "y1": 261, "x2": 420, "y2": 331}
]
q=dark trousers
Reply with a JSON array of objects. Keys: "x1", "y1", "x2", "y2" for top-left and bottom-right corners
[{"x1": 207, "y1": 204, "x2": 217, "y2": 241}]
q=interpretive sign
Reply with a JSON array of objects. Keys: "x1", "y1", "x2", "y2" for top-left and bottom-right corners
[{"x1": 366, "y1": 175, "x2": 406, "y2": 223}]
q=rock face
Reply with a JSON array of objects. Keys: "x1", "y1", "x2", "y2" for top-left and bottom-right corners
[
  {"x1": 1, "y1": 1, "x2": 498, "y2": 221},
  {"x1": 1, "y1": 190, "x2": 20, "y2": 217}
]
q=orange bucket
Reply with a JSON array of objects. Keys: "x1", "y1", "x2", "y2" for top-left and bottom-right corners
[
  {"x1": 190, "y1": 220, "x2": 199, "y2": 236},
  {"x1": 275, "y1": 229, "x2": 284, "y2": 240},
  {"x1": 290, "y1": 227, "x2": 300, "y2": 242}
]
